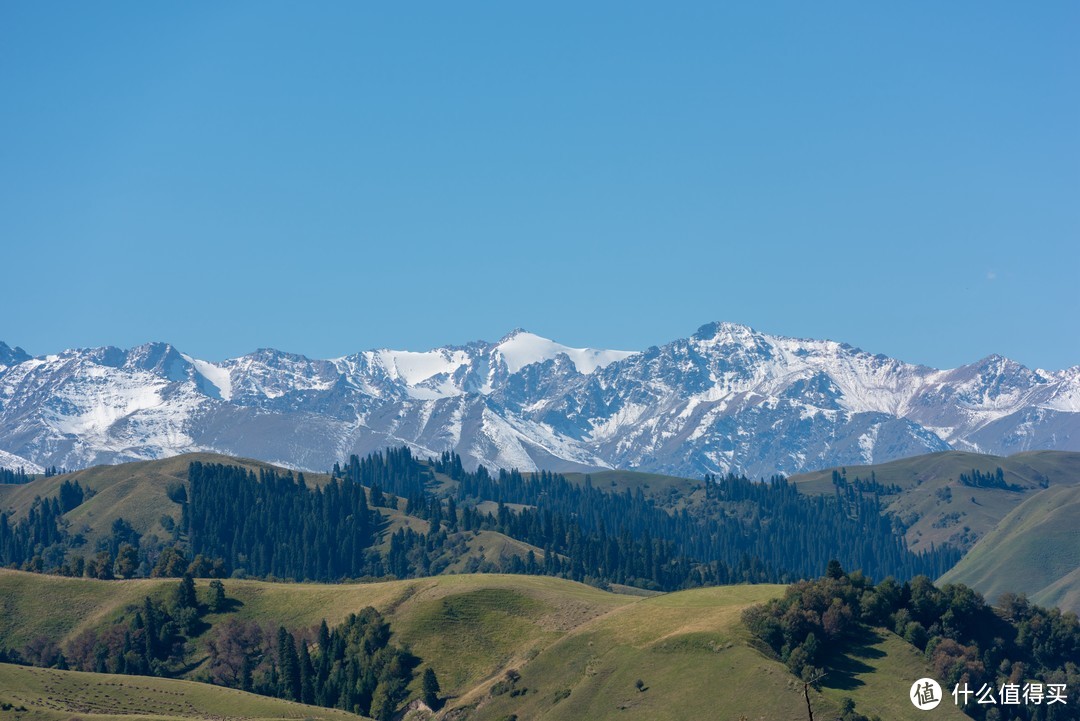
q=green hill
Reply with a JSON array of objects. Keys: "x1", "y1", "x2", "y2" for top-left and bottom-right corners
[
  {"x1": 0, "y1": 453, "x2": 549, "y2": 575},
  {"x1": 0, "y1": 453, "x2": 333, "y2": 558},
  {"x1": 790, "y1": 450, "x2": 1080, "y2": 553},
  {"x1": 937, "y1": 483, "x2": 1080, "y2": 612},
  {"x1": 0, "y1": 570, "x2": 968, "y2": 721},
  {"x1": 0, "y1": 662, "x2": 365, "y2": 721}
]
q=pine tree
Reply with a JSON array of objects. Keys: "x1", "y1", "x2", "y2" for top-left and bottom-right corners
[
  {"x1": 422, "y1": 667, "x2": 441, "y2": 708},
  {"x1": 208, "y1": 579, "x2": 226, "y2": 612},
  {"x1": 277, "y1": 626, "x2": 301, "y2": 701},
  {"x1": 174, "y1": 574, "x2": 197, "y2": 611}
]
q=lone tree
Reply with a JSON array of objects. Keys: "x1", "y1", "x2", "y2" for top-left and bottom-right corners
[
  {"x1": 422, "y1": 667, "x2": 441, "y2": 708},
  {"x1": 208, "y1": 579, "x2": 227, "y2": 612},
  {"x1": 174, "y1": 574, "x2": 197, "y2": 610}
]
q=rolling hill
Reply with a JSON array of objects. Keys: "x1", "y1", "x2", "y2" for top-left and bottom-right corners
[
  {"x1": 937, "y1": 483, "x2": 1080, "y2": 612},
  {"x1": 0, "y1": 663, "x2": 364, "y2": 721},
  {"x1": 790, "y1": 450, "x2": 1080, "y2": 553},
  {"x1": 0, "y1": 453, "x2": 550, "y2": 575},
  {"x1": 792, "y1": 449, "x2": 1080, "y2": 614},
  {"x1": 0, "y1": 570, "x2": 969, "y2": 721},
  {"x1": 0, "y1": 453, "x2": 334, "y2": 562},
  {"x1": 4, "y1": 450, "x2": 1077, "y2": 717}
]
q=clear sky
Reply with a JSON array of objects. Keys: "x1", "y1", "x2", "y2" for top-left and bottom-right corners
[{"x1": 2, "y1": 3, "x2": 1077, "y2": 370}]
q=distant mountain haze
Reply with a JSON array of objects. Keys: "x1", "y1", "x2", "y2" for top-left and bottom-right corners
[{"x1": 0, "y1": 323, "x2": 1077, "y2": 477}]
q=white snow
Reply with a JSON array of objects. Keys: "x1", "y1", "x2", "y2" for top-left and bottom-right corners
[
  {"x1": 475, "y1": 407, "x2": 610, "y2": 472},
  {"x1": 51, "y1": 371, "x2": 169, "y2": 436},
  {"x1": 182, "y1": 354, "x2": 234, "y2": 401},
  {"x1": 1038, "y1": 368, "x2": 1080, "y2": 412},
  {"x1": 0, "y1": 449, "x2": 44, "y2": 474},
  {"x1": 343, "y1": 332, "x2": 635, "y2": 401},
  {"x1": 222, "y1": 353, "x2": 336, "y2": 400},
  {"x1": 2, "y1": 324, "x2": 1078, "y2": 476},
  {"x1": 496, "y1": 331, "x2": 635, "y2": 375},
  {"x1": 376, "y1": 349, "x2": 471, "y2": 386},
  {"x1": 857, "y1": 422, "x2": 882, "y2": 464}
]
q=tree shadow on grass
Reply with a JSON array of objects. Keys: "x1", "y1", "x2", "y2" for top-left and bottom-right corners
[
  {"x1": 820, "y1": 628, "x2": 887, "y2": 692},
  {"x1": 217, "y1": 597, "x2": 244, "y2": 613}
]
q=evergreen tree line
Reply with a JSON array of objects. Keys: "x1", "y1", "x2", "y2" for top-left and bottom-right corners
[
  {"x1": 959, "y1": 467, "x2": 1024, "y2": 492},
  {"x1": 0, "y1": 467, "x2": 33, "y2": 484},
  {"x1": 3, "y1": 447, "x2": 959, "y2": 592},
  {"x1": 336, "y1": 446, "x2": 430, "y2": 501},
  {"x1": 744, "y1": 565, "x2": 1080, "y2": 720},
  {"x1": 831, "y1": 469, "x2": 902, "y2": 496},
  {"x1": 0, "y1": 481, "x2": 85, "y2": 569},
  {"x1": 0, "y1": 479, "x2": 194, "y2": 580},
  {"x1": 186, "y1": 462, "x2": 382, "y2": 581},
  {"x1": 336, "y1": 448, "x2": 958, "y2": 589},
  {"x1": 0, "y1": 465, "x2": 69, "y2": 485},
  {"x1": 182, "y1": 449, "x2": 959, "y2": 590},
  {"x1": 435, "y1": 451, "x2": 958, "y2": 583}
]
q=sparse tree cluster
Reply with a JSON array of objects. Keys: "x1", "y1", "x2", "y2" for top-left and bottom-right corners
[
  {"x1": 958, "y1": 467, "x2": 1023, "y2": 492},
  {"x1": 744, "y1": 563, "x2": 1080, "y2": 720},
  {"x1": 205, "y1": 607, "x2": 420, "y2": 720},
  {"x1": 59, "y1": 575, "x2": 207, "y2": 676}
]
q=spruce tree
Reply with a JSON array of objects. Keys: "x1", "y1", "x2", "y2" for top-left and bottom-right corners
[{"x1": 422, "y1": 667, "x2": 441, "y2": 708}]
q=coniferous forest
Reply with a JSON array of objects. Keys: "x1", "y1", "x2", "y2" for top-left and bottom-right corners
[
  {"x1": 0, "y1": 447, "x2": 1072, "y2": 721},
  {"x1": 176, "y1": 448, "x2": 960, "y2": 590},
  {"x1": 186, "y1": 463, "x2": 380, "y2": 581},
  {"x1": 0, "y1": 467, "x2": 33, "y2": 485},
  {"x1": 1, "y1": 447, "x2": 960, "y2": 591}
]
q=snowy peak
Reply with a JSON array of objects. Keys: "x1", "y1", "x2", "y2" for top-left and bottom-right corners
[
  {"x1": 180, "y1": 354, "x2": 233, "y2": 401},
  {"x1": 692, "y1": 320, "x2": 760, "y2": 343},
  {"x1": 222, "y1": 349, "x2": 340, "y2": 402},
  {"x1": 0, "y1": 324, "x2": 1076, "y2": 477},
  {"x1": 494, "y1": 330, "x2": 636, "y2": 375},
  {"x1": 375, "y1": 348, "x2": 463, "y2": 385},
  {"x1": 332, "y1": 332, "x2": 636, "y2": 401},
  {"x1": 0, "y1": 342, "x2": 31, "y2": 368},
  {"x1": 125, "y1": 342, "x2": 191, "y2": 381}
]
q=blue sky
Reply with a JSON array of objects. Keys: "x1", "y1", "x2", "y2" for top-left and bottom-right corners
[{"x1": 2, "y1": 3, "x2": 1077, "y2": 369}]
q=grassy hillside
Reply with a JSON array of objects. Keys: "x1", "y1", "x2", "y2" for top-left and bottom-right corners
[
  {"x1": 0, "y1": 571, "x2": 172, "y2": 650},
  {"x1": 937, "y1": 484, "x2": 1080, "y2": 612},
  {"x1": 1035, "y1": 567, "x2": 1080, "y2": 615},
  {"x1": 0, "y1": 570, "x2": 969, "y2": 721},
  {"x1": 790, "y1": 450, "x2": 1080, "y2": 553},
  {"x1": 0, "y1": 663, "x2": 365, "y2": 721},
  {"x1": 0, "y1": 453, "x2": 333, "y2": 557},
  {"x1": 10, "y1": 448, "x2": 1079, "y2": 564},
  {"x1": 467, "y1": 585, "x2": 969, "y2": 721},
  {"x1": 0, "y1": 454, "x2": 555, "y2": 575}
]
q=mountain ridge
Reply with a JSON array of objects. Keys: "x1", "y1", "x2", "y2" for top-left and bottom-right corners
[{"x1": 1, "y1": 322, "x2": 1077, "y2": 477}]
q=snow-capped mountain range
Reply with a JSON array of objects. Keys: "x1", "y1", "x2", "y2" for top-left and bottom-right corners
[{"x1": 1, "y1": 324, "x2": 1077, "y2": 478}]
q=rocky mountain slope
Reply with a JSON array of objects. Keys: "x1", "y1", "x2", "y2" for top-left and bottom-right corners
[{"x1": 1, "y1": 324, "x2": 1077, "y2": 477}]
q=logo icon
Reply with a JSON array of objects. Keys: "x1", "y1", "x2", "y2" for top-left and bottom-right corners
[{"x1": 911, "y1": 678, "x2": 942, "y2": 710}]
